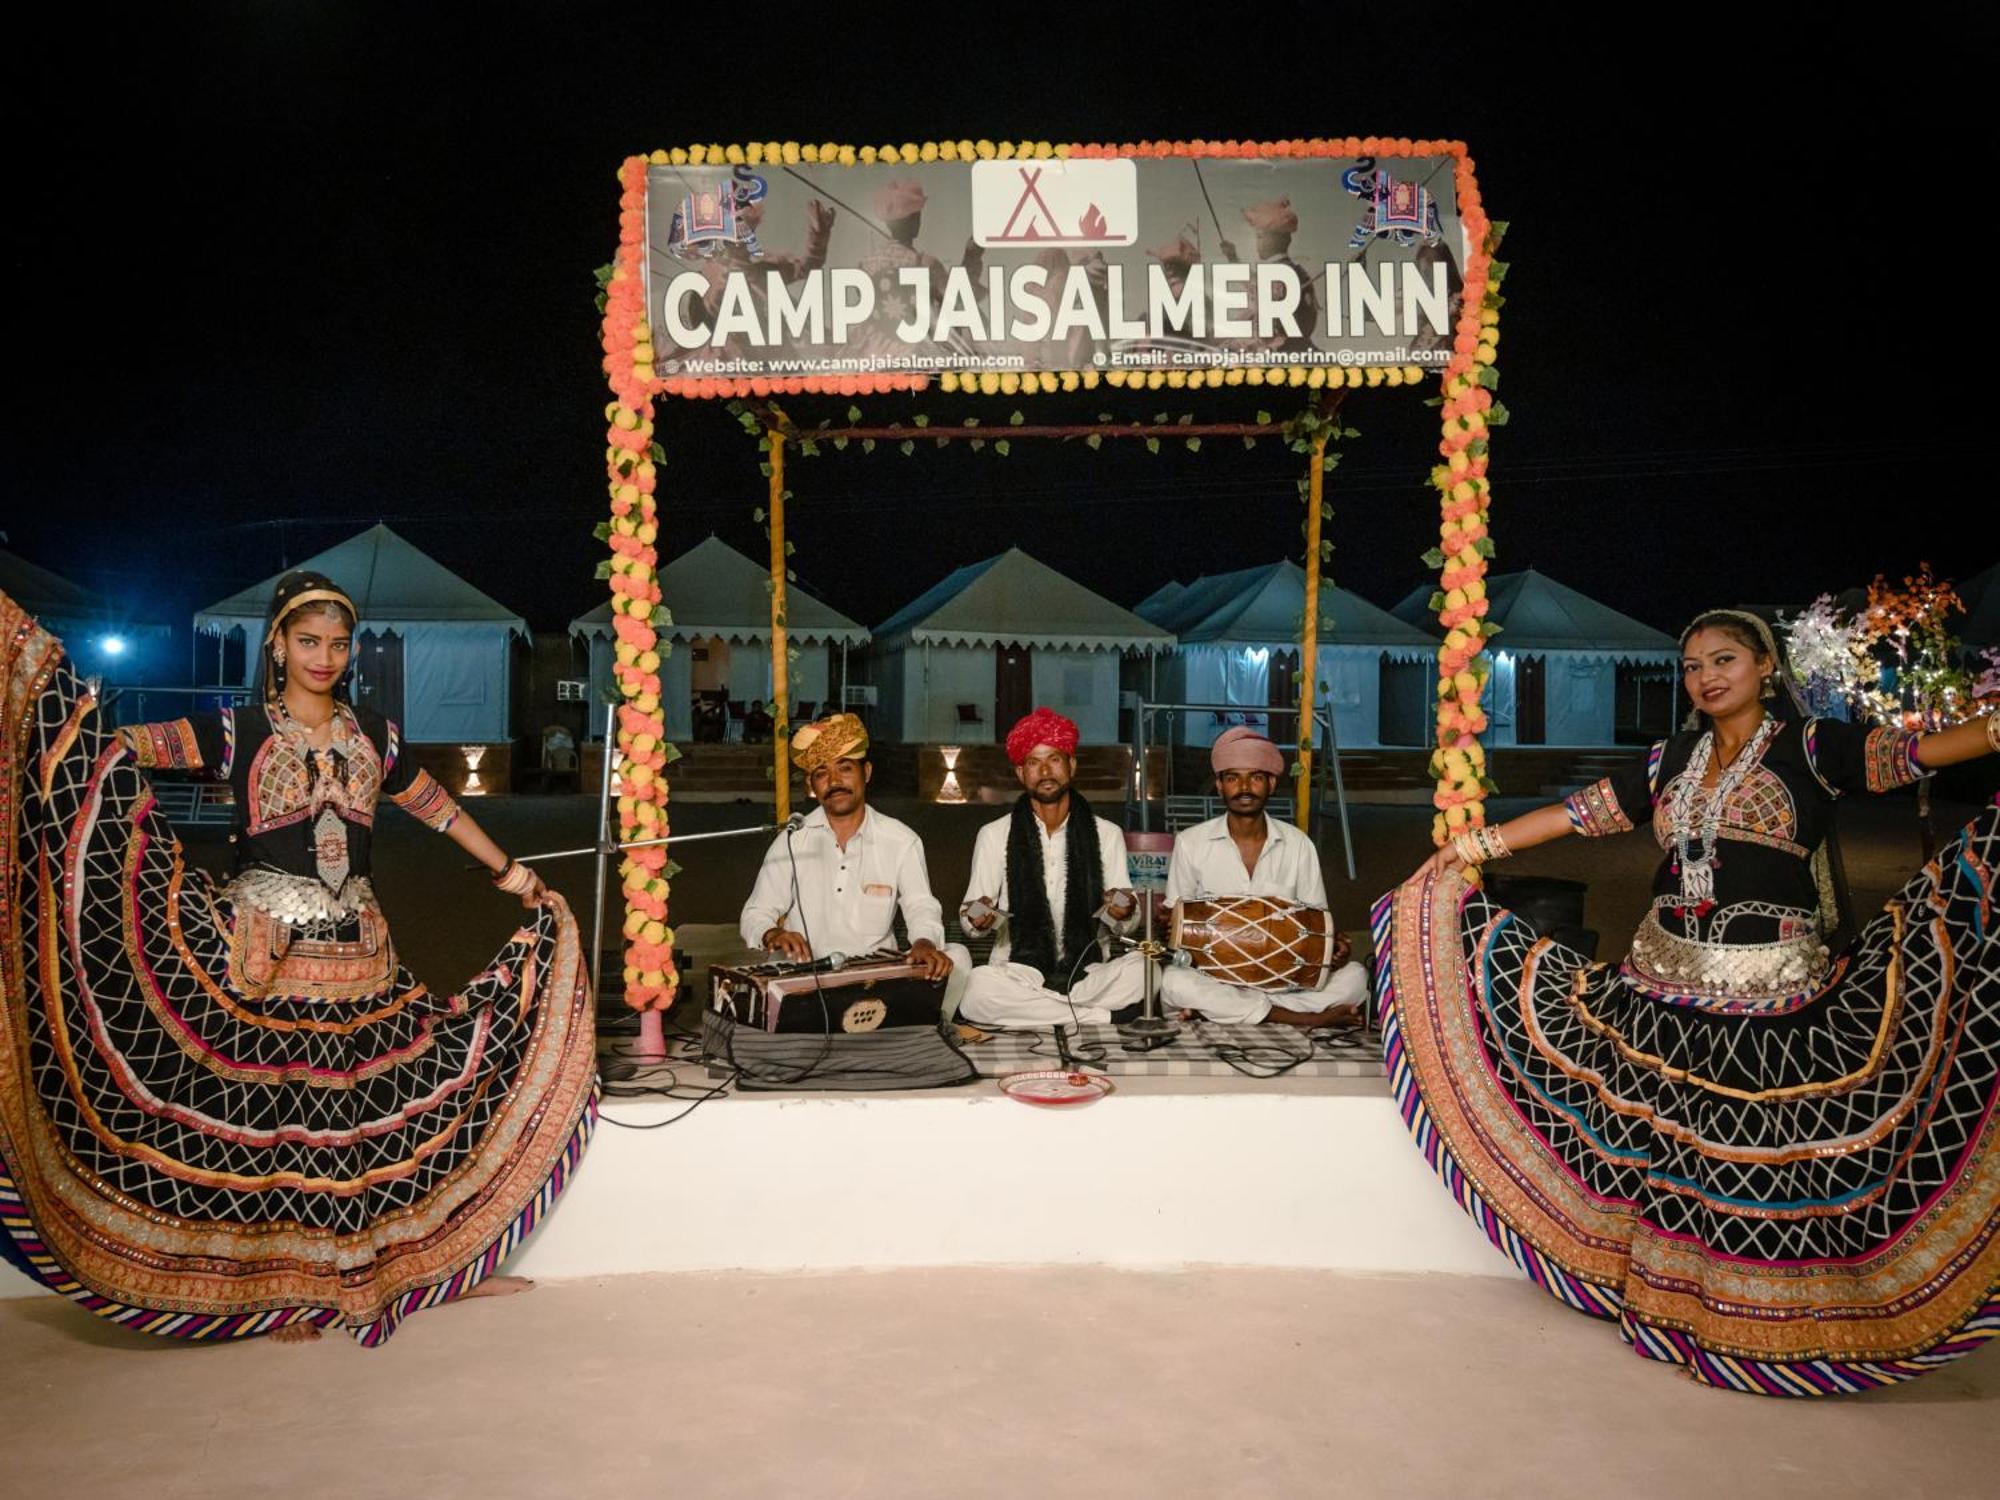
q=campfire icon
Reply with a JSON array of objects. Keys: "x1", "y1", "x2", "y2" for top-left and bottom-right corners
[{"x1": 980, "y1": 163, "x2": 1132, "y2": 247}]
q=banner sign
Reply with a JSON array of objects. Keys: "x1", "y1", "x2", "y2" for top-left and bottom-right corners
[{"x1": 645, "y1": 154, "x2": 1469, "y2": 380}]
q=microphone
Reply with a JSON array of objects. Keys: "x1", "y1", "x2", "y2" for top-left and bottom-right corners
[
  {"x1": 783, "y1": 950, "x2": 848, "y2": 973},
  {"x1": 783, "y1": 812, "x2": 806, "y2": 834}
]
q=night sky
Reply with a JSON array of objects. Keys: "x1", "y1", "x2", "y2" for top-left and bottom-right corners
[{"x1": 3, "y1": 6, "x2": 1989, "y2": 664}]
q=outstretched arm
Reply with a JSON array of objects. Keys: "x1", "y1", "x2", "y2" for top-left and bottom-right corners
[
  {"x1": 442, "y1": 807, "x2": 549, "y2": 909},
  {"x1": 1914, "y1": 714, "x2": 2000, "y2": 771},
  {"x1": 1420, "y1": 802, "x2": 1575, "y2": 881}
]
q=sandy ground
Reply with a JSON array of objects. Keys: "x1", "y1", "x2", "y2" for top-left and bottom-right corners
[{"x1": 4, "y1": 1268, "x2": 1994, "y2": 1500}]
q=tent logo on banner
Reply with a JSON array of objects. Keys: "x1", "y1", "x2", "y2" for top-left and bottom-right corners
[{"x1": 972, "y1": 161, "x2": 1135, "y2": 248}]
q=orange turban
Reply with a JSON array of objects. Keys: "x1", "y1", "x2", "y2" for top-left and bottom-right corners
[{"x1": 1241, "y1": 198, "x2": 1299, "y2": 235}]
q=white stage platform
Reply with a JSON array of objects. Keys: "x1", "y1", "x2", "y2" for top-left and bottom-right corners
[{"x1": 0, "y1": 1074, "x2": 1505, "y2": 1302}]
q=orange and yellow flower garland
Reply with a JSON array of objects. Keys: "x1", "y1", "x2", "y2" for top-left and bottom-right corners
[
  {"x1": 1428, "y1": 195, "x2": 1506, "y2": 847},
  {"x1": 603, "y1": 155, "x2": 675, "y2": 1011}
]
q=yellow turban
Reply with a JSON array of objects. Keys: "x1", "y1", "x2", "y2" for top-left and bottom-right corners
[{"x1": 790, "y1": 712, "x2": 869, "y2": 773}]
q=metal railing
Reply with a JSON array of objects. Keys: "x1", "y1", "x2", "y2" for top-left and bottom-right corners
[
  {"x1": 98, "y1": 684, "x2": 256, "y2": 729},
  {"x1": 97, "y1": 686, "x2": 255, "y2": 825}
]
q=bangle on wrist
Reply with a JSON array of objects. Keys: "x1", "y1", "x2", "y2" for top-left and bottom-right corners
[
  {"x1": 1452, "y1": 825, "x2": 1511, "y2": 866},
  {"x1": 493, "y1": 860, "x2": 536, "y2": 896},
  {"x1": 1985, "y1": 712, "x2": 2000, "y2": 753}
]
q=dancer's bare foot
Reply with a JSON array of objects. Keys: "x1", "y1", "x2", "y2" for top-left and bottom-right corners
[
  {"x1": 460, "y1": 1274, "x2": 534, "y2": 1301},
  {"x1": 269, "y1": 1322, "x2": 323, "y2": 1344}
]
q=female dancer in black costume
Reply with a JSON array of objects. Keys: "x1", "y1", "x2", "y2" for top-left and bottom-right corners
[
  {"x1": 0, "y1": 572, "x2": 598, "y2": 1344},
  {"x1": 1377, "y1": 608, "x2": 2000, "y2": 1393}
]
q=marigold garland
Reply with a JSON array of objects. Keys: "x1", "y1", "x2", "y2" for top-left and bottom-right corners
[
  {"x1": 603, "y1": 155, "x2": 675, "y2": 1011},
  {"x1": 1427, "y1": 198, "x2": 1506, "y2": 846}
]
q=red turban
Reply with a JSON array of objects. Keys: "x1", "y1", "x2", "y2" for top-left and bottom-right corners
[
  {"x1": 1006, "y1": 707, "x2": 1080, "y2": 765},
  {"x1": 1211, "y1": 726, "x2": 1285, "y2": 777},
  {"x1": 874, "y1": 180, "x2": 927, "y2": 220},
  {"x1": 1241, "y1": 198, "x2": 1299, "y2": 234}
]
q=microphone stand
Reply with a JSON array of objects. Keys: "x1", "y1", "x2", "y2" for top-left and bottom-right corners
[
  {"x1": 555, "y1": 704, "x2": 807, "y2": 1061},
  {"x1": 1120, "y1": 895, "x2": 1180, "y2": 1043}
]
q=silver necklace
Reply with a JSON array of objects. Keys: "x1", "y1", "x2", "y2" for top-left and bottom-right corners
[{"x1": 1668, "y1": 714, "x2": 1778, "y2": 919}]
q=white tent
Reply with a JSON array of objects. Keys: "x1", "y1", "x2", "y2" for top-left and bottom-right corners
[
  {"x1": 195, "y1": 524, "x2": 525, "y2": 743},
  {"x1": 1390, "y1": 567, "x2": 1677, "y2": 746},
  {"x1": 866, "y1": 548, "x2": 1173, "y2": 744},
  {"x1": 1136, "y1": 561, "x2": 1436, "y2": 748},
  {"x1": 568, "y1": 535, "x2": 869, "y2": 742}
]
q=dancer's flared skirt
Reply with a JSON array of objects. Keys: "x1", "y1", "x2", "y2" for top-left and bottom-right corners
[
  {"x1": 0, "y1": 610, "x2": 597, "y2": 1344},
  {"x1": 1374, "y1": 807, "x2": 2000, "y2": 1394}
]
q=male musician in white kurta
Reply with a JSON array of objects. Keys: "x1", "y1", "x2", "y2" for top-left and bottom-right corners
[
  {"x1": 739, "y1": 713, "x2": 969, "y2": 1015},
  {"x1": 1162, "y1": 727, "x2": 1368, "y2": 1026},
  {"x1": 957, "y1": 708, "x2": 1146, "y2": 1027}
]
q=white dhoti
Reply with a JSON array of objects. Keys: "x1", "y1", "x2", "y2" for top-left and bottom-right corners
[
  {"x1": 1161, "y1": 957, "x2": 1371, "y2": 1025},
  {"x1": 939, "y1": 942, "x2": 973, "y2": 1020},
  {"x1": 958, "y1": 949, "x2": 1149, "y2": 1027}
]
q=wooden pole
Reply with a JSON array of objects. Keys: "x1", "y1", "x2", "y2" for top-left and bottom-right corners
[
  {"x1": 768, "y1": 433, "x2": 790, "y2": 823},
  {"x1": 1296, "y1": 430, "x2": 1328, "y2": 831}
]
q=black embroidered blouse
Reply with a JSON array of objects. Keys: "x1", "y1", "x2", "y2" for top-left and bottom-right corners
[
  {"x1": 1562, "y1": 716, "x2": 1926, "y2": 1006},
  {"x1": 121, "y1": 701, "x2": 460, "y2": 886}
]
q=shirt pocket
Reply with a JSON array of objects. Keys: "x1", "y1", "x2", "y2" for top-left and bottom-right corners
[{"x1": 853, "y1": 888, "x2": 897, "y2": 944}]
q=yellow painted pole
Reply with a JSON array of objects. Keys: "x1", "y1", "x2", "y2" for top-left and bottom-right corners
[
  {"x1": 768, "y1": 433, "x2": 790, "y2": 823},
  {"x1": 1296, "y1": 430, "x2": 1327, "y2": 831}
]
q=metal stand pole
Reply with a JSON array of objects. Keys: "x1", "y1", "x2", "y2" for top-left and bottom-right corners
[
  {"x1": 1132, "y1": 705, "x2": 1149, "y2": 833},
  {"x1": 1121, "y1": 893, "x2": 1178, "y2": 1039},
  {"x1": 1319, "y1": 706, "x2": 1357, "y2": 882},
  {"x1": 588, "y1": 698, "x2": 616, "y2": 1008}
]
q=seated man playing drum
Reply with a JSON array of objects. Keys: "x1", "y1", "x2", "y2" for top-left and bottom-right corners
[
  {"x1": 739, "y1": 712, "x2": 969, "y2": 1014},
  {"x1": 1162, "y1": 727, "x2": 1368, "y2": 1027},
  {"x1": 958, "y1": 708, "x2": 1146, "y2": 1026}
]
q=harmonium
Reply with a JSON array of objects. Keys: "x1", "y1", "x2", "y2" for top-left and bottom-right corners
[{"x1": 709, "y1": 951, "x2": 946, "y2": 1034}]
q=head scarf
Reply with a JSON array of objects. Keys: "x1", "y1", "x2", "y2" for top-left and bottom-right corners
[
  {"x1": 874, "y1": 180, "x2": 926, "y2": 221},
  {"x1": 1211, "y1": 726, "x2": 1285, "y2": 777},
  {"x1": 1005, "y1": 707, "x2": 1079, "y2": 765},
  {"x1": 264, "y1": 571, "x2": 357, "y2": 645},
  {"x1": 1679, "y1": 607, "x2": 1778, "y2": 663},
  {"x1": 1242, "y1": 199, "x2": 1299, "y2": 235},
  {"x1": 790, "y1": 712, "x2": 869, "y2": 773}
]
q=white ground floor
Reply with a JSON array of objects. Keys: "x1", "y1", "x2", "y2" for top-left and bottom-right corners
[{"x1": 4, "y1": 1266, "x2": 1993, "y2": 1499}]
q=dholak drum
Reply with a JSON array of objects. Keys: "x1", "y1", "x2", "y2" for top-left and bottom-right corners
[{"x1": 1170, "y1": 897, "x2": 1338, "y2": 993}]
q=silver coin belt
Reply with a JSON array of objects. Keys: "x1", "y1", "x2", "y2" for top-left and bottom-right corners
[
  {"x1": 224, "y1": 867, "x2": 378, "y2": 928},
  {"x1": 1623, "y1": 908, "x2": 1830, "y2": 1005}
]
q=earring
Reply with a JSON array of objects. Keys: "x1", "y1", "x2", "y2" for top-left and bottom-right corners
[{"x1": 1760, "y1": 674, "x2": 1776, "y2": 700}]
